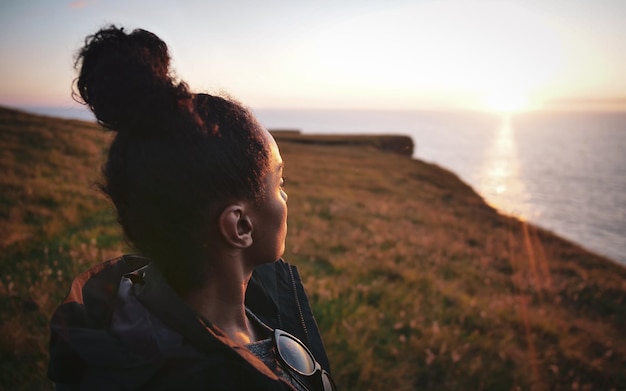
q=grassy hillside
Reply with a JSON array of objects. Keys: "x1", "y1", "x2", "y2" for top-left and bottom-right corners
[
  {"x1": 0, "y1": 107, "x2": 127, "y2": 388},
  {"x1": 1, "y1": 107, "x2": 625, "y2": 390}
]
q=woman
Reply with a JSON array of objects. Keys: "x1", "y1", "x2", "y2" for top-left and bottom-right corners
[{"x1": 47, "y1": 25, "x2": 335, "y2": 391}]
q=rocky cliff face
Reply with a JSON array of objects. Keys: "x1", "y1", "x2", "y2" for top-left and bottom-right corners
[{"x1": 270, "y1": 131, "x2": 415, "y2": 157}]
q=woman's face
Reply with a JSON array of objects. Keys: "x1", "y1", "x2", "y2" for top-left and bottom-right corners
[{"x1": 247, "y1": 128, "x2": 288, "y2": 266}]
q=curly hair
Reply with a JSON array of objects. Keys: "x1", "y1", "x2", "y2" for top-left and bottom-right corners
[{"x1": 74, "y1": 25, "x2": 270, "y2": 291}]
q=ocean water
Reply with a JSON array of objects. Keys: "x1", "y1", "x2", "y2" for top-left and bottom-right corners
[
  {"x1": 254, "y1": 109, "x2": 626, "y2": 266},
  {"x1": 18, "y1": 105, "x2": 626, "y2": 265}
]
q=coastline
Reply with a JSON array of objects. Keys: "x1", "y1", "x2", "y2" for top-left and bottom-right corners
[
  {"x1": 1, "y1": 106, "x2": 625, "y2": 389},
  {"x1": 273, "y1": 129, "x2": 623, "y2": 268},
  {"x1": 13, "y1": 105, "x2": 626, "y2": 265}
]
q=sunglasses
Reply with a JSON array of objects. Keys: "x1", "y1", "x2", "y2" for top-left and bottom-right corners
[{"x1": 273, "y1": 329, "x2": 337, "y2": 391}]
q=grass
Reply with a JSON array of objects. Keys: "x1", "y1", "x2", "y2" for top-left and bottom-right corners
[{"x1": 1, "y1": 106, "x2": 625, "y2": 390}]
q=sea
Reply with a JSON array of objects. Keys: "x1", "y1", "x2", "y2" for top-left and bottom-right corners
[{"x1": 19, "y1": 106, "x2": 626, "y2": 266}]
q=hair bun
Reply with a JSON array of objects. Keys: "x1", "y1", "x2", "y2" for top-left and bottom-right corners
[{"x1": 75, "y1": 25, "x2": 190, "y2": 133}]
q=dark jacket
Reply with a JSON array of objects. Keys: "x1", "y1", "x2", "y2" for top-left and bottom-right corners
[{"x1": 48, "y1": 255, "x2": 330, "y2": 390}]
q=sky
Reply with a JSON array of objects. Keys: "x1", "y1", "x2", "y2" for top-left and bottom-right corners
[{"x1": 1, "y1": 0, "x2": 625, "y2": 113}]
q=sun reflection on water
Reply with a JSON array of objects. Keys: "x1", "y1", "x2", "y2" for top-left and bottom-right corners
[{"x1": 479, "y1": 116, "x2": 533, "y2": 220}]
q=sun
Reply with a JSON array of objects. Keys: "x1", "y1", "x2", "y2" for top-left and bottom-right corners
[{"x1": 484, "y1": 91, "x2": 529, "y2": 114}]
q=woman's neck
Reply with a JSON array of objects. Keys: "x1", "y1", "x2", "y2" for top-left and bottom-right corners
[{"x1": 182, "y1": 258, "x2": 259, "y2": 345}]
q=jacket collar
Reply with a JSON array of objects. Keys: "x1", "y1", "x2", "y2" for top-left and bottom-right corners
[{"x1": 133, "y1": 262, "x2": 281, "y2": 382}]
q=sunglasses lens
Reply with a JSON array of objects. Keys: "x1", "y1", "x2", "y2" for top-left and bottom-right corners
[
  {"x1": 322, "y1": 371, "x2": 337, "y2": 391},
  {"x1": 276, "y1": 333, "x2": 316, "y2": 375}
]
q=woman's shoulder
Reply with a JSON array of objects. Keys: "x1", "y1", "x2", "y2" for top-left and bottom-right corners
[
  {"x1": 64, "y1": 254, "x2": 150, "y2": 299},
  {"x1": 48, "y1": 255, "x2": 151, "y2": 383},
  {"x1": 51, "y1": 254, "x2": 150, "y2": 330},
  {"x1": 50, "y1": 255, "x2": 294, "y2": 390}
]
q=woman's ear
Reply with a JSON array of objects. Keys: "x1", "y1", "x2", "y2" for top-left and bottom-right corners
[{"x1": 218, "y1": 204, "x2": 253, "y2": 248}]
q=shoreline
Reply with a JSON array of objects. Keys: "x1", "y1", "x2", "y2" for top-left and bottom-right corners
[
  {"x1": 2, "y1": 105, "x2": 622, "y2": 266},
  {"x1": 272, "y1": 129, "x2": 624, "y2": 268}
]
